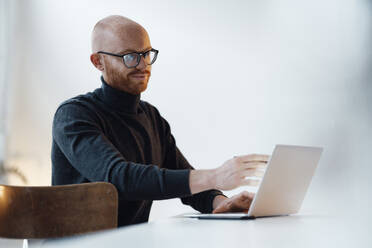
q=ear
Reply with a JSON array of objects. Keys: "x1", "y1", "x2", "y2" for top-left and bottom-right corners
[{"x1": 90, "y1": 53, "x2": 104, "y2": 71}]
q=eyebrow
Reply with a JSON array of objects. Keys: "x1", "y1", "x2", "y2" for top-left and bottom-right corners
[{"x1": 117, "y1": 47, "x2": 152, "y2": 54}]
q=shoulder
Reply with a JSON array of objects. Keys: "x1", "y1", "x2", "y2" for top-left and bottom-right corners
[{"x1": 53, "y1": 92, "x2": 99, "y2": 121}]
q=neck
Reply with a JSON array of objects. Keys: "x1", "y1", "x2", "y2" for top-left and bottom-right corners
[{"x1": 95, "y1": 76, "x2": 141, "y2": 114}]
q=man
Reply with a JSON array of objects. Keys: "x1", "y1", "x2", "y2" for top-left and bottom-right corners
[{"x1": 52, "y1": 15, "x2": 269, "y2": 227}]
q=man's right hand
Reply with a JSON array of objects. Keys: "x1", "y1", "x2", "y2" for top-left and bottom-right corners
[
  {"x1": 189, "y1": 154, "x2": 270, "y2": 194},
  {"x1": 213, "y1": 154, "x2": 269, "y2": 190}
]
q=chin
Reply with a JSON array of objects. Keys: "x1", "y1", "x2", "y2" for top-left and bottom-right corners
[
  {"x1": 139, "y1": 83, "x2": 148, "y2": 93},
  {"x1": 132, "y1": 81, "x2": 148, "y2": 94}
]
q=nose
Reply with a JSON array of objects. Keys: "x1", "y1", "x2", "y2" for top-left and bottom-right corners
[{"x1": 135, "y1": 55, "x2": 147, "y2": 70}]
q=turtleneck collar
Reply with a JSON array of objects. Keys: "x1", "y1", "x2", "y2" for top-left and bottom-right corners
[{"x1": 95, "y1": 76, "x2": 141, "y2": 114}]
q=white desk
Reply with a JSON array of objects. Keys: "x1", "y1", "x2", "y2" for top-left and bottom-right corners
[{"x1": 31, "y1": 213, "x2": 371, "y2": 248}]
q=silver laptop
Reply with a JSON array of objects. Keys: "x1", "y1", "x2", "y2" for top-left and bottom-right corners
[{"x1": 185, "y1": 144, "x2": 323, "y2": 219}]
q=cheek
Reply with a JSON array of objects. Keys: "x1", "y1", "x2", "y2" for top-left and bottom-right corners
[{"x1": 106, "y1": 59, "x2": 130, "y2": 78}]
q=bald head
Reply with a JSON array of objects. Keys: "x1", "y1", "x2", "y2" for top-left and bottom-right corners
[
  {"x1": 91, "y1": 15, "x2": 150, "y2": 53},
  {"x1": 90, "y1": 15, "x2": 153, "y2": 95}
]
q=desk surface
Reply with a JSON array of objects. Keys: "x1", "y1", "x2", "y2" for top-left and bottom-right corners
[{"x1": 33, "y1": 213, "x2": 370, "y2": 248}]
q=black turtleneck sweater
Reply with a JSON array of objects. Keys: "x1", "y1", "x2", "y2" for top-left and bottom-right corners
[{"x1": 51, "y1": 77, "x2": 224, "y2": 227}]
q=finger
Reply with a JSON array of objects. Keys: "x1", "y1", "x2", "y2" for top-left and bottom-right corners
[
  {"x1": 214, "y1": 192, "x2": 255, "y2": 213},
  {"x1": 235, "y1": 195, "x2": 252, "y2": 205},
  {"x1": 241, "y1": 192, "x2": 255, "y2": 202},
  {"x1": 228, "y1": 194, "x2": 254, "y2": 212},
  {"x1": 243, "y1": 160, "x2": 268, "y2": 164},
  {"x1": 241, "y1": 179, "x2": 260, "y2": 187},
  {"x1": 215, "y1": 200, "x2": 246, "y2": 213},
  {"x1": 235, "y1": 197, "x2": 254, "y2": 210},
  {"x1": 235, "y1": 162, "x2": 266, "y2": 172},
  {"x1": 234, "y1": 197, "x2": 252, "y2": 209},
  {"x1": 212, "y1": 203, "x2": 231, "y2": 214},
  {"x1": 240, "y1": 169, "x2": 265, "y2": 178},
  {"x1": 241, "y1": 162, "x2": 267, "y2": 169},
  {"x1": 239, "y1": 191, "x2": 252, "y2": 198},
  {"x1": 237, "y1": 154, "x2": 270, "y2": 162},
  {"x1": 237, "y1": 191, "x2": 255, "y2": 201}
]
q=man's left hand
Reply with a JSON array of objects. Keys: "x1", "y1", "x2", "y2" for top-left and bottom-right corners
[{"x1": 212, "y1": 191, "x2": 255, "y2": 214}]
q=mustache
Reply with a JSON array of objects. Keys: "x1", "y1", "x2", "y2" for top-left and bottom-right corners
[{"x1": 128, "y1": 70, "x2": 151, "y2": 76}]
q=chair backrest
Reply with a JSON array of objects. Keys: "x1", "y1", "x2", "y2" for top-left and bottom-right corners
[{"x1": 0, "y1": 182, "x2": 118, "y2": 239}]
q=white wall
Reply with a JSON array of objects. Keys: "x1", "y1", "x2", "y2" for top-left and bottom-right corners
[
  {"x1": 0, "y1": 0, "x2": 10, "y2": 163},
  {"x1": 5, "y1": 0, "x2": 372, "y2": 220}
]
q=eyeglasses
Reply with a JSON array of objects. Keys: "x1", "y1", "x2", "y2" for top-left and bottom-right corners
[{"x1": 97, "y1": 48, "x2": 159, "y2": 68}]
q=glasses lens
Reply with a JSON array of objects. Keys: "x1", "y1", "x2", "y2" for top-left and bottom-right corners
[
  {"x1": 144, "y1": 50, "x2": 158, "y2": 65},
  {"x1": 123, "y1": 50, "x2": 158, "y2": 68},
  {"x1": 123, "y1": 53, "x2": 139, "y2": 68}
]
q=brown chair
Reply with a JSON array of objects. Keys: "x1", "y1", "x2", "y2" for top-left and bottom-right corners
[{"x1": 0, "y1": 182, "x2": 118, "y2": 239}]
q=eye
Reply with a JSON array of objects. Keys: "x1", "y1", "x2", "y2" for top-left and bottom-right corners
[
  {"x1": 123, "y1": 53, "x2": 139, "y2": 67},
  {"x1": 125, "y1": 53, "x2": 137, "y2": 61}
]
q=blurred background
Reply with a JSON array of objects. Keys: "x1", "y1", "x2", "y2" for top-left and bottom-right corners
[{"x1": 0, "y1": 0, "x2": 371, "y2": 222}]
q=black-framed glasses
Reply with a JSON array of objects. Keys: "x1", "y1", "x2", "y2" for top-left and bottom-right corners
[{"x1": 97, "y1": 48, "x2": 159, "y2": 68}]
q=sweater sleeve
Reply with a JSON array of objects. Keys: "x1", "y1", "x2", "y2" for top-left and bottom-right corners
[
  {"x1": 52, "y1": 102, "x2": 192, "y2": 201},
  {"x1": 159, "y1": 111, "x2": 226, "y2": 213}
]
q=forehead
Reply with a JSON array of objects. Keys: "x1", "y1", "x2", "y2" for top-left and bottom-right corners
[{"x1": 109, "y1": 24, "x2": 151, "y2": 53}]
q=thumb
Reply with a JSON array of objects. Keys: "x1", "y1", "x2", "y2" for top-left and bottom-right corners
[{"x1": 212, "y1": 202, "x2": 230, "y2": 214}]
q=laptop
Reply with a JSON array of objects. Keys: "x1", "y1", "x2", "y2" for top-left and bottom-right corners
[{"x1": 184, "y1": 144, "x2": 323, "y2": 219}]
